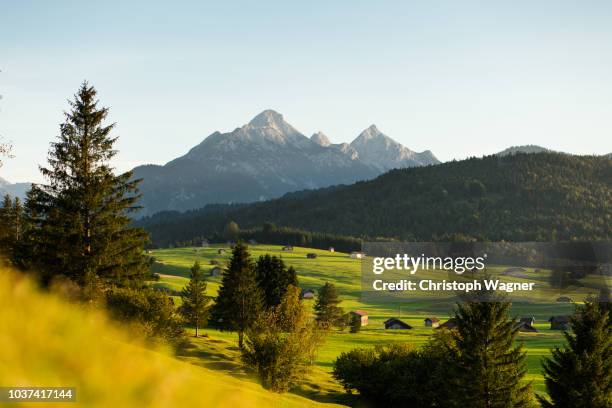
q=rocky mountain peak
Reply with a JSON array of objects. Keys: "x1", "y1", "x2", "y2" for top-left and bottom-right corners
[{"x1": 311, "y1": 132, "x2": 331, "y2": 146}]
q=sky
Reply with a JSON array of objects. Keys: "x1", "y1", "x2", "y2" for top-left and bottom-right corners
[{"x1": 1, "y1": 1, "x2": 611, "y2": 183}]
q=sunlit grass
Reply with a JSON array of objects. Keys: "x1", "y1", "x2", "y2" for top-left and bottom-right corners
[{"x1": 0, "y1": 266, "x2": 339, "y2": 407}]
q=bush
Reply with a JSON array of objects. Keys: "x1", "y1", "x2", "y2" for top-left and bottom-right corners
[
  {"x1": 333, "y1": 343, "x2": 449, "y2": 407},
  {"x1": 242, "y1": 286, "x2": 323, "y2": 392},
  {"x1": 106, "y1": 286, "x2": 184, "y2": 343}
]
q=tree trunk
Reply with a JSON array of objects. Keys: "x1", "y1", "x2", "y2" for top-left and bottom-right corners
[
  {"x1": 195, "y1": 323, "x2": 198, "y2": 338},
  {"x1": 238, "y1": 331, "x2": 244, "y2": 349}
]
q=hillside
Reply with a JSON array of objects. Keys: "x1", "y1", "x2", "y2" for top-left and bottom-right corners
[
  {"x1": 138, "y1": 153, "x2": 611, "y2": 246},
  {"x1": 132, "y1": 110, "x2": 438, "y2": 216},
  {"x1": 0, "y1": 266, "x2": 338, "y2": 407}
]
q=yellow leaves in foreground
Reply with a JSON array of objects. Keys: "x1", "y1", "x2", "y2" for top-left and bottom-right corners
[{"x1": 0, "y1": 267, "x2": 333, "y2": 408}]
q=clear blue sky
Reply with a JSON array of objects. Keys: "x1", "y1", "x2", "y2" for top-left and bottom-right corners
[{"x1": 1, "y1": 1, "x2": 611, "y2": 182}]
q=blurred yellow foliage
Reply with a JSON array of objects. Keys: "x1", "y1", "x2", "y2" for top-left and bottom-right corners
[{"x1": 0, "y1": 267, "x2": 335, "y2": 407}]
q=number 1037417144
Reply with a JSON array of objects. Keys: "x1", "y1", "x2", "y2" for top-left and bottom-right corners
[{"x1": 0, "y1": 387, "x2": 76, "y2": 402}]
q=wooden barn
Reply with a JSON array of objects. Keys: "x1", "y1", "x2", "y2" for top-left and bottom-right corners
[
  {"x1": 549, "y1": 315, "x2": 571, "y2": 330},
  {"x1": 384, "y1": 318, "x2": 412, "y2": 330},
  {"x1": 282, "y1": 246, "x2": 294, "y2": 252},
  {"x1": 306, "y1": 253, "x2": 318, "y2": 259},
  {"x1": 424, "y1": 317, "x2": 440, "y2": 328},
  {"x1": 350, "y1": 310, "x2": 368, "y2": 326},
  {"x1": 349, "y1": 251, "x2": 365, "y2": 259},
  {"x1": 515, "y1": 317, "x2": 538, "y2": 332},
  {"x1": 436, "y1": 318, "x2": 458, "y2": 330}
]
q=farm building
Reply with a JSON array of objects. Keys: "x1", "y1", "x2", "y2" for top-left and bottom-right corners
[
  {"x1": 282, "y1": 246, "x2": 293, "y2": 252},
  {"x1": 437, "y1": 318, "x2": 458, "y2": 330},
  {"x1": 210, "y1": 267, "x2": 223, "y2": 277},
  {"x1": 549, "y1": 315, "x2": 571, "y2": 330},
  {"x1": 515, "y1": 321, "x2": 538, "y2": 332},
  {"x1": 218, "y1": 249, "x2": 227, "y2": 255},
  {"x1": 424, "y1": 317, "x2": 440, "y2": 328},
  {"x1": 301, "y1": 289, "x2": 315, "y2": 300},
  {"x1": 520, "y1": 316, "x2": 536, "y2": 326},
  {"x1": 556, "y1": 296, "x2": 573, "y2": 303},
  {"x1": 349, "y1": 251, "x2": 365, "y2": 259},
  {"x1": 306, "y1": 253, "x2": 318, "y2": 259},
  {"x1": 350, "y1": 310, "x2": 368, "y2": 326},
  {"x1": 200, "y1": 240, "x2": 209, "y2": 248},
  {"x1": 384, "y1": 318, "x2": 412, "y2": 330}
]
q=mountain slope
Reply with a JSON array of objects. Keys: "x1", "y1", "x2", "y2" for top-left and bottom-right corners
[
  {"x1": 132, "y1": 110, "x2": 439, "y2": 216},
  {"x1": 350, "y1": 125, "x2": 439, "y2": 170},
  {"x1": 0, "y1": 177, "x2": 30, "y2": 200},
  {"x1": 138, "y1": 153, "x2": 611, "y2": 245}
]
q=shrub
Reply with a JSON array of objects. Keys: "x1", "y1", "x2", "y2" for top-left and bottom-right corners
[{"x1": 106, "y1": 286, "x2": 184, "y2": 343}]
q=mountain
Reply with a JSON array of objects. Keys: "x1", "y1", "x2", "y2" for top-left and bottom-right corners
[
  {"x1": 137, "y1": 153, "x2": 612, "y2": 246},
  {"x1": 496, "y1": 145, "x2": 552, "y2": 156},
  {"x1": 350, "y1": 125, "x2": 439, "y2": 171},
  {"x1": 132, "y1": 110, "x2": 439, "y2": 216},
  {"x1": 0, "y1": 177, "x2": 30, "y2": 200}
]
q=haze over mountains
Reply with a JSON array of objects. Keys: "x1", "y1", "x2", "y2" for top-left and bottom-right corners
[
  {"x1": 0, "y1": 177, "x2": 30, "y2": 200},
  {"x1": 132, "y1": 110, "x2": 440, "y2": 216}
]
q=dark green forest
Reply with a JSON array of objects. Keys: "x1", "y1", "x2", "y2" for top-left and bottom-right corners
[{"x1": 137, "y1": 153, "x2": 611, "y2": 247}]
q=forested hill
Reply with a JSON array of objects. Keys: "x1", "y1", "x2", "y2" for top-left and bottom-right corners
[{"x1": 137, "y1": 153, "x2": 611, "y2": 246}]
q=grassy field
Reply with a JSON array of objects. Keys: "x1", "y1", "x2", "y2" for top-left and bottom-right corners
[
  {"x1": 0, "y1": 266, "x2": 338, "y2": 408},
  {"x1": 149, "y1": 244, "x2": 579, "y2": 397}
]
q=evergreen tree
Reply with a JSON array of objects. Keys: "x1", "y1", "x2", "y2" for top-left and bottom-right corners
[
  {"x1": 179, "y1": 261, "x2": 210, "y2": 337},
  {"x1": 0, "y1": 195, "x2": 24, "y2": 258},
  {"x1": 0, "y1": 195, "x2": 13, "y2": 249},
  {"x1": 314, "y1": 282, "x2": 344, "y2": 329},
  {"x1": 255, "y1": 254, "x2": 299, "y2": 309},
  {"x1": 210, "y1": 242, "x2": 263, "y2": 347},
  {"x1": 349, "y1": 313, "x2": 361, "y2": 333},
  {"x1": 540, "y1": 301, "x2": 611, "y2": 408},
  {"x1": 19, "y1": 82, "x2": 148, "y2": 286},
  {"x1": 450, "y1": 299, "x2": 535, "y2": 408}
]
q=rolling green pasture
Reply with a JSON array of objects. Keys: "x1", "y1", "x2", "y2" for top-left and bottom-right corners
[{"x1": 148, "y1": 244, "x2": 577, "y2": 396}]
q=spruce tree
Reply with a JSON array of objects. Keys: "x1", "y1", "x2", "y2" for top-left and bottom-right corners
[
  {"x1": 450, "y1": 299, "x2": 535, "y2": 408},
  {"x1": 314, "y1": 282, "x2": 344, "y2": 329},
  {"x1": 21, "y1": 82, "x2": 148, "y2": 286},
  {"x1": 210, "y1": 242, "x2": 263, "y2": 348},
  {"x1": 0, "y1": 195, "x2": 12, "y2": 252},
  {"x1": 179, "y1": 261, "x2": 210, "y2": 337},
  {"x1": 255, "y1": 254, "x2": 299, "y2": 309},
  {"x1": 540, "y1": 301, "x2": 611, "y2": 408}
]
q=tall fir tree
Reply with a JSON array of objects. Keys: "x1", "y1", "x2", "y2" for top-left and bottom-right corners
[
  {"x1": 179, "y1": 261, "x2": 210, "y2": 337},
  {"x1": 540, "y1": 301, "x2": 611, "y2": 408},
  {"x1": 20, "y1": 82, "x2": 148, "y2": 287},
  {"x1": 255, "y1": 254, "x2": 299, "y2": 309},
  {"x1": 210, "y1": 242, "x2": 263, "y2": 347},
  {"x1": 0, "y1": 195, "x2": 24, "y2": 258},
  {"x1": 0, "y1": 195, "x2": 13, "y2": 252},
  {"x1": 449, "y1": 299, "x2": 535, "y2": 408},
  {"x1": 314, "y1": 282, "x2": 344, "y2": 329}
]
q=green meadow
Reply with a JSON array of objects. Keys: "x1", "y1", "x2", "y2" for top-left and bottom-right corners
[{"x1": 149, "y1": 244, "x2": 579, "y2": 398}]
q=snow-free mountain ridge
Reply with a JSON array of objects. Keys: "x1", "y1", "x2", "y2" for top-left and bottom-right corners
[{"x1": 132, "y1": 109, "x2": 440, "y2": 216}]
